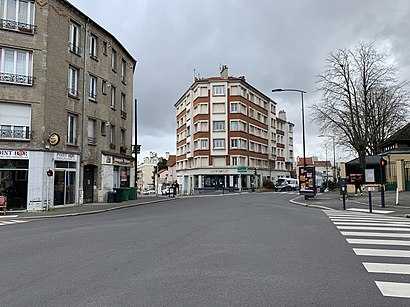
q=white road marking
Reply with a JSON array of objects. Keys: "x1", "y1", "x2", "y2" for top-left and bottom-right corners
[
  {"x1": 347, "y1": 208, "x2": 395, "y2": 214},
  {"x1": 0, "y1": 215, "x2": 18, "y2": 219},
  {"x1": 363, "y1": 262, "x2": 410, "y2": 274},
  {"x1": 0, "y1": 219, "x2": 28, "y2": 226},
  {"x1": 346, "y1": 238, "x2": 410, "y2": 246},
  {"x1": 342, "y1": 232, "x2": 410, "y2": 238},
  {"x1": 334, "y1": 222, "x2": 410, "y2": 227},
  {"x1": 337, "y1": 226, "x2": 410, "y2": 232},
  {"x1": 375, "y1": 281, "x2": 410, "y2": 298},
  {"x1": 330, "y1": 217, "x2": 409, "y2": 223},
  {"x1": 354, "y1": 248, "x2": 410, "y2": 257}
]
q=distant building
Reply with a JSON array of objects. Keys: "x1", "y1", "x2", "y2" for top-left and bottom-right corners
[
  {"x1": 0, "y1": 0, "x2": 136, "y2": 210},
  {"x1": 137, "y1": 152, "x2": 159, "y2": 190},
  {"x1": 174, "y1": 66, "x2": 294, "y2": 194}
]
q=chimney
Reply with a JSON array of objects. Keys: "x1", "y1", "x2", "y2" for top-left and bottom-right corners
[
  {"x1": 220, "y1": 65, "x2": 229, "y2": 79},
  {"x1": 165, "y1": 151, "x2": 170, "y2": 159}
]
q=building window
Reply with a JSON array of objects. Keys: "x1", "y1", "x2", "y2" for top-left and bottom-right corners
[
  {"x1": 0, "y1": 47, "x2": 33, "y2": 85},
  {"x1": 213, "y1": 138, "x2": 225, "y2": 149},
  {"x1": 213, "y1": 121, "x2": 225, "y2": 131},
  {"x1": 231, "y1": 139, "x2": 238, "y2": 149},
  {"x1": 110, "y1": 124, "x2": 115, "y2": 146},
  {"x1": 89, "y1": 74, "x2": 97, "y2": 100},
  {"x1": 102, "y1": 41, "x2": 107, "y2": 55},
  {"x1": 67, "y1": 114, "x2": 77, "y2": 145},
  {"x1": 121, "y1": 59, "x2": 126, "y2": 84},
  {"x1": 120, "y1": 129, "x2": 125, "y2": 146},
  {"x1": 213, "y1": 85, "x2": 225, "y2": 96},
  {"x1": 231, "y1": 157, "x2": 238, "y2": 166},
  {"x1": 0, "y1": 102, "x2": 31, "y2": 140},
  {"x1": 121, "y1": 93, "x2": 126, "y2": 119},
  {"x1": 102, "y1": 79, "x2": 107, "y2": 95},
  {"x1": 200, "y1": 139, "x2": 207, "y2": 149},
  {"x1": 87, "y1": 118, "x2": 96, "y2": 145},
  {"x1": 110, "y1": 85, "x2": 116, "y2": 109},
  {"x1": 111, "y1": 48, "x2": 117, "y2": 71},
  {"x1": 68, "y1": 66, "x2": 79, "y2": 97},
  {"x1": 69, "y1": 21, "x2": 80, "y2": 55},
  {"x1": 101, "y1": 121, "x2": 107, "y2": 136},
  {"x1": 0, "y1": 0, "x2": 35, "y2": 33},
  {"x1": 230, "y1": 103, "x2": 238, "y2": 113},
  {"x1": 230, "y1": 120, "x2": 246, "y2": 132},
  {"x1": 89, "y1": 33, "x2": 98, "y2": 60}
]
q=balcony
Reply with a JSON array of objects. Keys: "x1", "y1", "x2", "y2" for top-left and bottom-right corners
[
  {"x1": 0, "y1": 19, "x2": 36, "y2": 34},
  {"x1": 0, "y1": 72, "x2": 33, "y2": 85},
  {"x1": 0, "y1": 128, "x2": 31, "y2": 140}
]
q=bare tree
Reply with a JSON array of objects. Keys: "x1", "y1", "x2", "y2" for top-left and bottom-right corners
[{"x1": 312, "y1": 42, "x2": 409, "y2": 169}]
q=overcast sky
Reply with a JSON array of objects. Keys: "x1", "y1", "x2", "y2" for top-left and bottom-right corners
[{"x1": 69, "y1": 0, "x2": 410, "y2": 163}]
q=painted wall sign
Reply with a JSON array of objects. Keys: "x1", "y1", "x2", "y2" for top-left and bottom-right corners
[{"x1": 0, "y1": 150, "x2": 29, "y2": 159}]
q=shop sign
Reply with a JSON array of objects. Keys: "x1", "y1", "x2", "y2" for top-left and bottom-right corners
[
  {"x1": 0, "y1": 150, "x2": 29, "y2": 159},
  {"x1": 210, "y1": 169, "x2": 229, "y2": 174},
  {"x1": 48, "y1": 133, "x2": 60, "y2": 146},
  {"x1": 54, "y1": 153, "x2": 77, "y2": 162},
  {"x1": 113, "y1": 157, "x2": 131, "y2": 165}
]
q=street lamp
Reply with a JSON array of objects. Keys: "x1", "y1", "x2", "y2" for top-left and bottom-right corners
[
  {"x1": 319, "y1": 134, "x2": 336, "y2": 181},
  {"x1": 272, "y1": 88, "x2": 307, "y2": 168},
  {"x1": 272, "y1": 88, "x2": 308, "y2": 199}
]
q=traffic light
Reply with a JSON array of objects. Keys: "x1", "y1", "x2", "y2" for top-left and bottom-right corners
[
  {"x1": 46, "y1": 169, "x2": 54, "y2": 177},
  {"x1": 381, "y1": 159, "x2": 387, "y2": 166}
]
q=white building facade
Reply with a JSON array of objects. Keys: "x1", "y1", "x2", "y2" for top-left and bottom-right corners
[{"x1": 174, "y1": 66, "x2": 294, "y2": 194}]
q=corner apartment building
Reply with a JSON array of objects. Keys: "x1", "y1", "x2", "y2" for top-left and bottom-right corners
[
  {"x1": 174, "y1": 66, "x2": 294, "y2": 194},
  {"x1": 0, "y1": 0, "x2": 136, "y2": 210}
]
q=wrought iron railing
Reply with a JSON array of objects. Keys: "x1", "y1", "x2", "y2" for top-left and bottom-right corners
[
  {"x1": 68, "y1": 88, "x2": 79, "y2": 98},
  {"x1": 87, "y1": 137, "x2": 96, "y2": 145},
  {"x1": 0, "y1": 72, "x2": 33, "y2": 85},
  {"x1": 67, "y1": 136, "x2": 78, "y2": 145},
  {"x1": 69, "y1": 43, "x2": 80, "y2": 55},
  {"x1": 0, "y1": 128, "x2": 31, "y2": 140},
  {"x1": 121, "y1": 110, "x2": 127, "y2": 119},
  {"x1": 0, "y1": 19, "x2": 36, "y2": 34}
]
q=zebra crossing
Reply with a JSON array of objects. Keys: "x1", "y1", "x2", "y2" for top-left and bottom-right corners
[
  {"x1": 0, "y1": 216, "x2": 28, "y2": 227},
  {"x1": 325, "y1": 210, "x2": 410, "y2": 299}
]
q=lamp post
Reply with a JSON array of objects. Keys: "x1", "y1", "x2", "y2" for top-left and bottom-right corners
[
  {"x1": 272, "y1": 88, "x2": 307, "y2": 199},
  {"x1": 319, "y1": 135, "x2": 336, "y2": 182}
]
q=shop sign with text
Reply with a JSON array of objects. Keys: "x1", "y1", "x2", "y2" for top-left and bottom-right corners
[{"x1": 0, "y1": 150, "x2": 29, "y2": 159}]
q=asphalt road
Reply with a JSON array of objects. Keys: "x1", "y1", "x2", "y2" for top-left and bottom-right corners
[{"x1": 0, "y1": 193, "x2": 408, "y2": 306}]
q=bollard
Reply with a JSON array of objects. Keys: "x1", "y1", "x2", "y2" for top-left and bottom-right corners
[
  {"x1": 381, "y1": 185, "x2": 385, "y2": 208},
  {"x1": 368, "y1": 190, "x2": 372, "y2": 213}
]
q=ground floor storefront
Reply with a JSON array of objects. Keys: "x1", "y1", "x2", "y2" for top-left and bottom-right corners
[{"x1": 0, "y1": 149, "x2": 135, "y2": 211}]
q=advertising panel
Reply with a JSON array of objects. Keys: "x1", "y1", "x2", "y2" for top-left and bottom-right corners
[{"x1": 299, "y1": 166, "x2": 316, "y2": 196}]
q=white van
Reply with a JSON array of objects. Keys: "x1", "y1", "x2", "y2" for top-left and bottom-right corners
[{"x1": 276, "y1": 178, "x2": 299, "y2": 191}]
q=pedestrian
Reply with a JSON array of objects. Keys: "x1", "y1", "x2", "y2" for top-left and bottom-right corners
[{"x1": 354, "y1": 176, "x2": 363, "y2": 196}]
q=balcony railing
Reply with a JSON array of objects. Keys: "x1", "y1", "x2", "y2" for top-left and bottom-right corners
[
  {"x1": 121, "y1": 110, "x2": 127, "y2": 119},
  {"x1": 68, "y1": 88, "x2": 79, "y2": 98},
  {"x1": 0, "y1": 19, "x2": 36, "y2": 34},
  {"x1": 69, "y1": 43, "x2": 80, "y2": 55},
  {"x1": 87, "y1": 137, "x2": 96, "y2": 145},
  {"x1": 0, "y1": 72, "x2": 33, "y2": 85},
  {"x1": 0, "y1": 128, "x2": 31, "y2": 140}
]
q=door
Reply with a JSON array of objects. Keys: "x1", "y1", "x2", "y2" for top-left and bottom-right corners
[{"x1": 83, "y1": 166, "x2": 95, "y2": 203}]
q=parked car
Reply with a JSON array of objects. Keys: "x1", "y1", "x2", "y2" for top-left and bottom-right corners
[
  {"x1": 275, "y1": 178, "x2": 299, "y2": 191},
  {"x1": 142, "y1": 189, "x2": 155, "y2": 195}
]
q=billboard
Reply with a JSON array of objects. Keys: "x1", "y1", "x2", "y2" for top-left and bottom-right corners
[{"x1": 299, "y1": 166, "x2": 316, "y2": 196}]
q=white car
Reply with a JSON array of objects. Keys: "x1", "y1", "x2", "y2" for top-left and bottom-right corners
[{"x1": 142, "y1": 189, "x2": 155, "y2": 195}]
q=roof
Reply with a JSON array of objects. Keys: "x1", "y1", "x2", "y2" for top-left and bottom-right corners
[
  {"x1": 296, "y1": 157, "x2": 314, "y2": 166},
  {"x1": 167, "y1": 155, "x2": 176, "y2": 167},
  {"x1": 346, "y1": 155, "x2": 381, "y2": 165},
  {"x1": 378, "y1": 123, "x2": 410, "y2": 148}
]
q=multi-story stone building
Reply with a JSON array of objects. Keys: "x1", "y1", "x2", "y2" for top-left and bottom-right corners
[
  {"x1": 174, "y1": 66, "x2": 294, "y2": 194},
  {"x1": 0, "y1": 0, "x2": 136, "y2": 210}
]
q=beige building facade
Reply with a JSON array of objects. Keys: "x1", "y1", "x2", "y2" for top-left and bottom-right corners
[
  {"x1": 174, "y1": 66, "x2": 294, "y2": 194},
  {"x1": 0, "y1": 0, "x2": 136, "y2": 210}
]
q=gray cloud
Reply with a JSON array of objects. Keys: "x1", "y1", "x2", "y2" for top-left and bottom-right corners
[{"x1": 69, "y1": 0, "x2": 410, "y2": 161}]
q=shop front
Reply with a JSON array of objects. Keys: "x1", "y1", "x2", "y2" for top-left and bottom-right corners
[
  {"x1": 53, "y1": 153, "x2": 79, "y2": 207},
  {"x1": 0, "y1": 150, "x2": 29, "y2": 210}
]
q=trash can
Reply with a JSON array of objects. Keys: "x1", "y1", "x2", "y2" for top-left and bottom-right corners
[
  {"x1": 129, "y1": 187, "x2": 136, "y2": 200},
  {"x1": 107, "y1": 191, "x2": 115, "y2": 203},
  {"x1": 113, "y1": 188, "x2": 123, "y2": 203},
  {"x1": 122, "y1": 188, "x2": 130, "y2": 201}
]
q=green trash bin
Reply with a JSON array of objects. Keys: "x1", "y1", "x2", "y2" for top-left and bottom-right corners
[
  {"x1": 129, "y1": 187, "x2": 136, "y2": 200},
  {"x1": 122, "y1": 188, "x2": 130, "y2": 201}
]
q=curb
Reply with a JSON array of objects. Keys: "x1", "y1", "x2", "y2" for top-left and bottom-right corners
[
  {"x1": 19, "y1": 198, "x2": 175, "y2": 220},
  {"x1": 289, "y1": 196, "x2": 334, "y2": 211}
]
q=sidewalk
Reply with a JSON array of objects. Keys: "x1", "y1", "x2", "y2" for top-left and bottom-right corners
[
  {"x1": 292, "y1": 190, "x2": 410, "y2": 218},
  {"x1": 10, "y1": 195, "x2": 175, "y2": 219}
]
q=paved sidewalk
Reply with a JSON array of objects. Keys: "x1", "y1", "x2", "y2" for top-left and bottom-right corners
[
  {"x1": 292, "y1": 190, "x2": 410, "y2": 217},
  {"x1": 9, "y1": 196, "x2": 176, "y2": 219}
]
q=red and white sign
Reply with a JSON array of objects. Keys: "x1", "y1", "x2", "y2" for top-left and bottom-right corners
[{"x1": 0, "y1": 150, "x2": 29, "y2": 159}]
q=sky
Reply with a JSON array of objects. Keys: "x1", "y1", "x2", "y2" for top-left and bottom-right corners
[{"x1": 69, "y1": 0, "x2": 410, "y2": 164}]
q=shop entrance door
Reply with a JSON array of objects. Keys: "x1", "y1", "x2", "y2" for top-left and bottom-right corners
[{"x1": 54, "y1": 170, "x2": 76, "y2": 206}]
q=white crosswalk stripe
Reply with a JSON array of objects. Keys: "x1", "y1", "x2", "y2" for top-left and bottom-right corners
[
  {"x1": 325, "y1": 210, "x2": 410, "y2": 299},
  {"x1": 0, "y1": 219, "x2": 28, "y2": 227}
]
